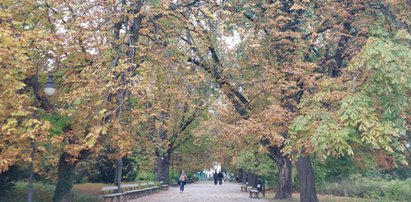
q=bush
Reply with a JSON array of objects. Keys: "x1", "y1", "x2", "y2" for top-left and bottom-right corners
[
  {"x1": 137, "y1": 171, "x2": 155, "y2": 181},
  {"x1": 0, "y1": 166, "x2": 25, "y2": 192},
  {"x1": 76, "y1": 154, "x2": 139, "y2": 183},
  {"x1": 318, "y1": 178, "x2": 411, "y2": 201}
]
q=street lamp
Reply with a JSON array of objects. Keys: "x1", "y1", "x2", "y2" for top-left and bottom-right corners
[
  {"x1": 27, "y1": 64, "x2": 56, "y2": 202},
  {"x1": 43, "y1": 74, "x2": 57, "y2": 96}
]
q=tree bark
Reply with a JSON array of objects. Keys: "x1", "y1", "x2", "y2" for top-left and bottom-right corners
[
  {"x1": 114, "y1": 158, "x2": 123, "y2": 192},
  {"x1": 275, "y1": 157, "x2": 293, "y2": 199},
  {"x1": 268, "y1": 146, "x2": 293, "y2": 200},
  {"x1": 53, "y1": 152, "x2": 77, "y2": 202},
  {"x1": 248, "y1": 172, "x2": 256, "y2": 187},
  {"x1": 156, "y1": 155, "x2": 170, "y2": 183},
  {"x1": 297, "y1": 156, "x2": 319, "y2": 202}
]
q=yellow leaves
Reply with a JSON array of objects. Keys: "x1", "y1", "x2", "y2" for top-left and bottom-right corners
[
  {"x1": 2, "y1": 118, "x2": 18, "y2": 132},
  {"x1": 99, "y1": 108, "x2": 107, "y2": 116},
  {"x1": 110, "y1": 128, "x2": 135, "y2": 158},
  {"x1": 290, "y1": 4, "x2": 305, "y2": 11},
  {"x1": 11, "y1": 109, "x2": 31, "y2": 117},
  {"x1": 84, "y1": 133, "x2": 98, "y2": 149}
]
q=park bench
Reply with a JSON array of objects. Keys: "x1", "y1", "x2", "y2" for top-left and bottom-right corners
[
  {"x1": 148, "y1": 181, "x2": 161, "y2": 192},
  {"x1": 249, "y1": 188, "x2": 260, "y2": 199},
  {"x1": 121, "y1": 184, "x2": 144, "y2": 200},
  {"x1": 102, "y1": 182, "x2": 161, "y2": 201},
  {"x1": 140, "y1": 182, "x2": 155, "y2": 194},
  {"x1": 102, "y1": 186, "x2": 123, "y2": 202},
  {"x1": 241, "y1": 185, "x2": 251, "y2": 192},
  {"x1": 160, "y1": 181, "x2": 169, "y2": 190}
]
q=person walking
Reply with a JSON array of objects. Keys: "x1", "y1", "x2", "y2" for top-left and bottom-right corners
[
  {"x1": 179, "y1": 170, "x2": 187, "y2": 193},
  {"x1": 217, "y1": 171, "x2": 224, "y2": 185},
  {"x1": 213, "y1": 170, "x2": 218, "y2": 185}
]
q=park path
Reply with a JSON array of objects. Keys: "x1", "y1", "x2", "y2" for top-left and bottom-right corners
[{"x1": 128, "y1": 181, "x2": 269, "y2": 202}]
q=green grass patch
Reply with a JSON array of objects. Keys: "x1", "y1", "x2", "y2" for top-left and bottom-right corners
[
  {"x1": 318, "y1": 178, "x2": 411, "y2": 201},
  {"x1": 0, "y1": 182, "x2": 101, "y2": 202},
  {"x1": 264, "y1": 191, "x2": 374, "y2": 202}
]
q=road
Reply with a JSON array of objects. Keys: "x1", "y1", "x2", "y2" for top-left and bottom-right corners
[{"x1": 128, "y1": 181, "x2": 269, "y2": 202}]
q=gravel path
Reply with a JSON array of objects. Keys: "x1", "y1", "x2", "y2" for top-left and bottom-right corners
[{"x1": 128, "y1": 181, "x2": 269, "y2": 202}]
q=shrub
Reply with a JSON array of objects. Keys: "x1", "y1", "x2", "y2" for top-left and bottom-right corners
[
  {"x1": 0, "y1": 166, "x2": 25, "y2": 192},
  {"x1": 318, "y1": 178, "x2": 411, "y2": 201}
]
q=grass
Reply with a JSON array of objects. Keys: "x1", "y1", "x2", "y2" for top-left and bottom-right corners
[
  {"x1": 73, "y1": 183, "x2": 106, "y2": 196},
  {"x1": 318, "y1": 178, "x2": 411, "y2": 201},
  {"x1": 263, "y1": 191, "x2": 375, "y2": 202},
  {"x1": 0, "y1": 182, "x2": 101, "y2": 202},
  {"x1": 262, "y1": 178, "x2": 411, "y2": 202},
  {"x1": 0, "y1": 180, "x2": 154, "y2": 202}
]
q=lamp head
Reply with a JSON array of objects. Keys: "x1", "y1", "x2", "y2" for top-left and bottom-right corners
[{"x1": 44, "y1": 74, "x2": 56, "y2": 96}]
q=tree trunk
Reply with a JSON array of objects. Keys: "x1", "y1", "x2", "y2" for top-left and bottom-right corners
[
  {"x1": 114, "y1": 158, "x2": 123, "y2": 192},
  {"x1": 297, "y1": 156, "x2": 319, "y2": 202},
  {"x1": 156, "y1": 155, "x2": 170, "y2": 183},
  {"x1": 248, "y1": 172, "x2": 255, "y2": 187},
  {"x1": 53, "y1": 153, "x2": 77, "y2": 202},
  {"x1": 238, "y1": 169, "x2": 244, "y2": 183},
  {"x1": 268, "y1": 146, "x2": 293, "y2": 200},
  {"x1": 274, "y1": 157, "x2": 293, "y2": 199}
]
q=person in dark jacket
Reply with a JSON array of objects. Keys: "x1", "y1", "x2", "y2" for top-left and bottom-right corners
[
  {"x1": 213, "y1": 170, "x2": 218, "y2": 185},
  {"x1": 217, "y1": 171, "x2": 223, "y2": 185}
]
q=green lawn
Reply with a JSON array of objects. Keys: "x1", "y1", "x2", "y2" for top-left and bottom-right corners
[
  {"x1": 0, "y1": 182, "x2": 101, "y2": 202},
  {"x1": 263, "y1": 191, "x2": 374, "y2": 202}
]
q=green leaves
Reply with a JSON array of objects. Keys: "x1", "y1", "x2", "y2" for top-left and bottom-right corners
[
  {"x1": 288, "y1": 26, "x2": 410, "y2": 163},
  {"x1": 41, "y1": 113, "x2": 69, "y2": 136}
]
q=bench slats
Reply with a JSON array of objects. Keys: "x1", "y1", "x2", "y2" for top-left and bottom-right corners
[{"x1": 102, "y1": 182, "x2": 162, "y2": 202}]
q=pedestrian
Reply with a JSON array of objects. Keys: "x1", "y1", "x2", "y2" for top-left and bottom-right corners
[
  {"x1": 178, "y1": 170, "x2": 187, "y2": 193},
  {"x1": 213, "y1": 170, "x2": 218, "y2": 185},
  {"x1": 218, "y1": 171, "x2": 223, "y2": 185}
]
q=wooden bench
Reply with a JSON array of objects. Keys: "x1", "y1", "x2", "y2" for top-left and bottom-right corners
[
  {"x1": 136, "y1": 182, "x2": 150, "y2": 195},
  {"x1": 159, "y1": 181, "x2": 169, "y2": 190},
  {"x1": 241, "y1": 185, "x2": 251, "y2": 192},
  {"x1": 121, "y1": 184, "x2": 144, "y2": 200},
  {"x1": 148, "y1": 182, "x2": 161, "y2": 192},
  {"x1": 102, "y1": 186, "x2": 123, "y2": 202},
  {"x1": 249, "y1": 188, "x2": 260, "y2": 199},
  {"x1": 102, "y1": 182, "x2": 161, "y2": 201}
]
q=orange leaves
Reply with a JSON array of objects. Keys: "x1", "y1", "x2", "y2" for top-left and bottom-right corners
[
  {"x1": 221, "y1": 115, "x2": 285, "y2": 147},
  {"x1": 375, "y1": 150, "x2": 396, "y2": 171}
]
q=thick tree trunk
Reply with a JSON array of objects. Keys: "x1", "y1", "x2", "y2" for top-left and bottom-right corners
[
  {"x1": 274, "y1": 157, "x2": 293, "y2": 199},
  {"x1": 242, "y1": 171, "x2": 247, "y2": 184},
  {"x1": 238, "y1": 169, "x2": 244, "y2": 183},
  {"x1": 156, "y1": 155, "x2": 170, "y2": 183},
  {"x1": 53, "y1": 153, "x2": 77, "y2": 202},
  {"x1": 268, "y1": 146, "x2": 293, "y2": 200},
  {"x1": 114, "y1": 158, "x2": 123, "y2": 192},
  {"x1": 248, "y1": 172, "x2": 256, "y2": 187},
  {"x1": 297, "y1": 156, "x2": 319, "y2": 202}
]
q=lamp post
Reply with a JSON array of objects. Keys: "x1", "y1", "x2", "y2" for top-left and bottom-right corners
[
  {"x1": 44, "y1": 74, "x2": 57, "y2": 96},
  {"x1": 27, "y1": 62, "x2": 56, "y2": 202}
]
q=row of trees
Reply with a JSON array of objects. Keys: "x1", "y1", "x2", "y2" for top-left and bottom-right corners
[{"x1": 1, "y1": 0, "x2": 410, "y2": 202}]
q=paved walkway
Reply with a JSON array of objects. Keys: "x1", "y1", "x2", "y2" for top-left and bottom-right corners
[{"x1": 128, "y1": 181, "x2": 269, "y2": 202}]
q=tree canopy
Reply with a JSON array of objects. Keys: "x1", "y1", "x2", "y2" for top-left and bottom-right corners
[{"x1": 0, "y1": 0, "x2": 410, "y2": 201}]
